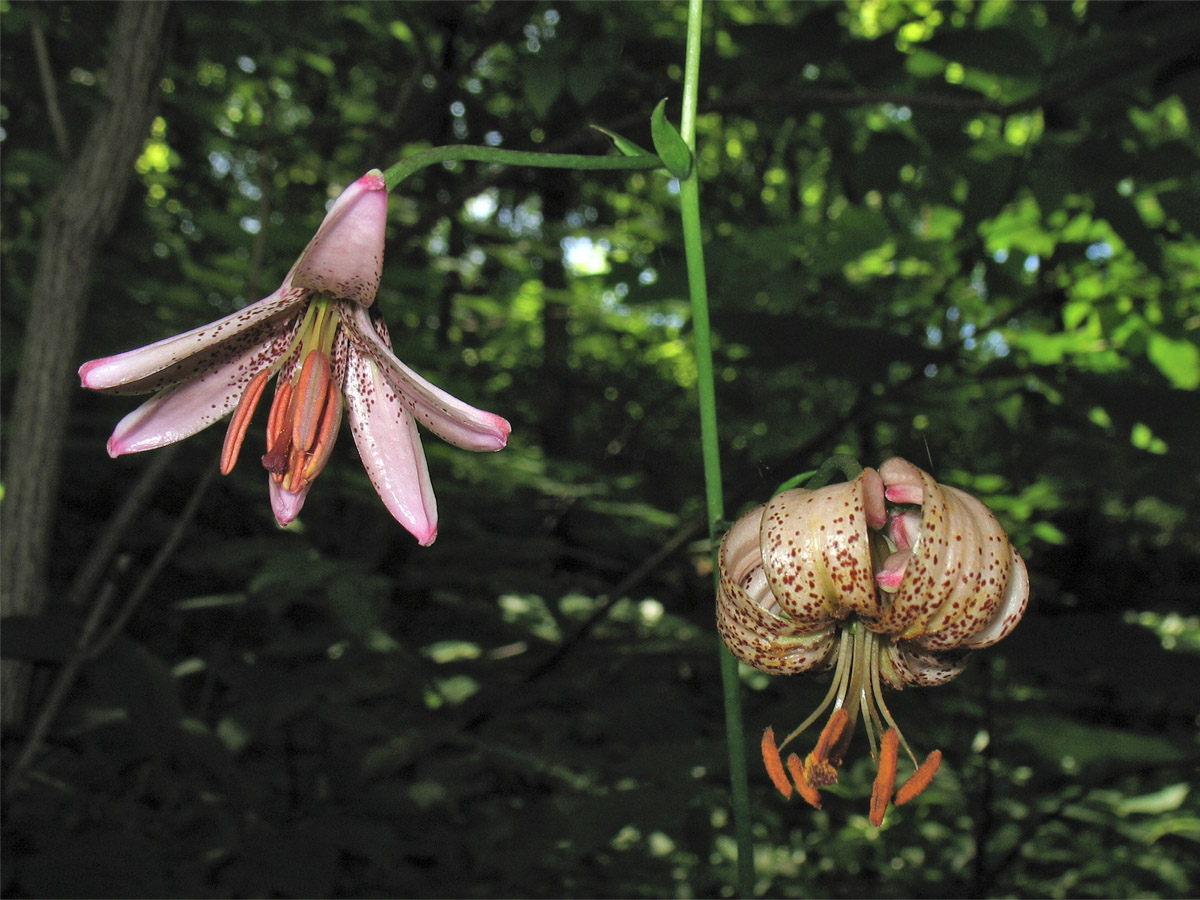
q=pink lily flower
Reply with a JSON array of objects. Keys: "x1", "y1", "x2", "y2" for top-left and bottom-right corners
[
  {"x1": 718, "y1": 457, "x2": 1028, "y2": 825},
  {"x1": 79, "y1": 169, "x2": 510, "y2": 544}
]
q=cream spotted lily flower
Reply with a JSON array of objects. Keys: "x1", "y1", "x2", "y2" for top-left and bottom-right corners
[
  {"x1": 79, "y1": 169, "x2": 510, "y2": 543},
  {"x1": 717, "y1": 457, "x2": 1028, "y2": 825}
]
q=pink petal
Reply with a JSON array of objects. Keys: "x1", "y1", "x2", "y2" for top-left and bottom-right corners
[
  {"x1": 104, "y1": 330, "x2": 289, "y2": 456},
  {"x1": 884, "y1": 483, "x2": 924, "y2": 504},
  {"x1": 345, "y1": 305, "x2": 510, "y2": 453},
  {"x1": 269, "y1": 478, "x2": 309, "y2": 526},
  {"x1": 343, "y1": 349, "x2": 438, "y2": 545},
  {"x1": 862, "y1": 466, "x2": 887, "y2": 529},
  {"x1": 876, "y1": 549, "x2": 911, "y2": 591},
  {"x1": 80, "y1": 287, "x2": 304, "y2": 395},
  {"x1": 290, "y1": 170, "x2": 388, "y2": 307},
  {"x1": 888, "y1": 510, "x2": 921, "y2": 550},
  {"x1": 879, "y1": 456, "x2": 926, "y2": 505}
]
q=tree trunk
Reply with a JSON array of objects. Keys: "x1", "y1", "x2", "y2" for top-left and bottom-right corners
[{"x1": 0, "y1": 1, "x2": 174, "y2": 726}]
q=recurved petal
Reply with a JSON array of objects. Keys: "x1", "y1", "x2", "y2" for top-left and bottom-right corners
[
  {"x1": 879, "y1": 456, "x2": 925, "y2": 504},
  {"x1": 875, "y1": 464, "x2": 975, "y2": 640},
  {"x1": 290, "y1": 170, "x2": 388, "y2": 307},
  {"x1": 759, "y1": 472, "x2": 881, "y2": 626},
  {"x1": 343, "y1": 348, "x2": 438, "y2": 545},
  {"x1": 912, "y1": 485, "x2": 1012, "y2": 649},
  {"x1": 878, "y1": 638, "x2": 970, "y2": 689},
  {"x1": 876, "y1": 458, "x2": 1028, "y2": 650},
  {"x1": 960, "y1": 545, "x2": 1029, "y2": 649},
  {"x1": 717, "y1": 504, "x2": 840, "y2": 675},
  {"x1": 717, "y1": 582, "x2": 840, "y2": 676},
  {"x1": 345, "y1": 305, "x2": 510, "y2": 453},
  {"x1": 103, "y1": 328, "x2": 291, "y2": 456},
  {"x1": 79, "y1": 288, "x2": 304, "y2": 395}
]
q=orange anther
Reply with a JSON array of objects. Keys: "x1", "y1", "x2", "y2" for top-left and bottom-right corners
[
  {"x1": 869, "y1": 728, "x2": 899, "y2": 827},
  {"x1": 894, "y1": 749, "x2": 942, "y2": 806},
  {"x1": 812, "y1": 707, "x2": 851, "y2": 766},
  {"x1": 786, "y1": 753, "x2": 822, "y2": 809},
  {"x1": 761, "y1": 727, "x2": 793, "y2": 799},
  {"x1": 300, "y1": 379, "x2": 342, "y2": 483},
  {"x1": 220, "y1": 368, "x2": 270, "y2": 475},
  {"x1": 262, "y1": 379, "x2": 295, "y2": 477},
  {"x1": 283, "y1": 444, "x2": 308, "y2": 493},
  {"x1": 292, "y1": 350, "x2": 333, "y2": 453}
]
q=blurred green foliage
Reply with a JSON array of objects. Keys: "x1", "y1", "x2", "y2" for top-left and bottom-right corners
[{"x1": 2, "y1": 1, "x2": 1198, "y2": 897}]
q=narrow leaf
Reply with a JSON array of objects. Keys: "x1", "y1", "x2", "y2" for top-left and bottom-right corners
[{"x1": 589, "y1": 124, "x2": 656, "y2": 159}]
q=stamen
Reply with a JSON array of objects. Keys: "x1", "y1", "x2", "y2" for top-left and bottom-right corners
[
  {"x1": 292, "y1": 350, "x2": 333, "y2": 453},
  {"x1": 801, "y1": 707, "x2": 851, "y2": 789},
  {"x1": 811, "y1": 707, "x2": 850, "y2": 765},
  {"x1": 283, "y1": 444, "x2": 308, "y2": 493},
  {"x1": 841, "y1": 624, "x2": 871, "y2": 727},
  {"x1": 262, "y1": 379, "x2": 295, "y2": 478},
  {"x1": 861, "y1": 686, "x2": 882, "y2": 762},
  {"x1": 761, "y1": 727, "x2": 793, "y2": 799},
  {"x1": 894, "y1": 750, "x2": 942, "y2": 806},
  {"x1": 781, "y1": 626, "x2": 855, "y2": 749},
  {"x1": 869, "y1": 636, "x2": 921, "y2": 767},
  {"x1": 300, "y1": 379, "x2": 342, "y2": 482},
  {"x1": 220, "y1": 368, "x2": 270, "y2": 475},
  {"x1": 786, "y1": 753, "x2": 822, "y2": 809},
  {"x1": 869, "y1": 728, "x2": 899, "y2": 827}
]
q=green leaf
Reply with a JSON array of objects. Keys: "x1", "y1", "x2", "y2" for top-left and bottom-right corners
[
  {"x1": 1147, "y1": 332, "x2": 1200, "y2": 390},
  {"x1": 567, "y1": 65, "x2": 605, "y2": 107},
  {"x1": 650, "y1": 98, "x2": 692, "y2": 179},
  {"x1": 523, "y1": 59, "x2": 564, "y2": 119},
  {"x1": 589, "y1": 125, "x2": 656, "y2": 159},
  {"x1": 905, "y1": 47, "x2": 945, "y2": 78},
  {"x1": 1116, "y1": 782, "x2": 1190, "y2": 817},
  {"x1": 303, "y1": 52, "x2": 336, "y2": 77},
  {"x1": 1008, "y1": 714, "x2": 1186, "y2": 770},
  {"x1": 1032, "y1": 521, "x2": 1068, "y2": 545}
]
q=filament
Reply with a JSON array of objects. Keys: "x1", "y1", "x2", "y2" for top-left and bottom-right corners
[
  {"x1": 780, "y1": 625, "x2": 854, "y2": 749},
  {"x1": 869, "y1": 634, "x2": 920, "y2": 768}
]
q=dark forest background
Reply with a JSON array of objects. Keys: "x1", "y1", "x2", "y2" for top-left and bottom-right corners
[{"x1": 2, "y1": 2, "x2": 1198, "y2": 897}]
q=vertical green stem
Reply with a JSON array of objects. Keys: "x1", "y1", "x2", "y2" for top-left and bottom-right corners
[{"x1": 676, "y1": 1, "x2": 754, "y2": 895}]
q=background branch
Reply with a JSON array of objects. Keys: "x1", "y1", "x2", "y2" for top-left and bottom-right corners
[{"x1": 0, "y1": 0, "x2": 174, "y2": 726}]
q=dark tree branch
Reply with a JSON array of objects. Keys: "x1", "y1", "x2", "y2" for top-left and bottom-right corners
[
  {"x1": 30, "y1": 4, "x2": 71, "y2": 161},
  {"x1": 0, "y1": 0, "x2": 174, "y2": 726}
]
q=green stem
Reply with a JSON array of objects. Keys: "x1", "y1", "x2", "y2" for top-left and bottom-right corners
[
  {"x1": 676, "y1": 1, "x2": 754, "y2": 896},
  {"x1": 808, "y1": 453, "x2": 863, "y2": 489},
  {"x1": 383, "y1": 145, "x2": 661, "y2": 192}
]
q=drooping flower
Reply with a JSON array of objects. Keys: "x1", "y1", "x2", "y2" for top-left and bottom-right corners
[
  {"x1": 79, "y1": 169, "x2": 510, "y2": 543},
  {"x1": 717, "y1": 457, "x2": 1028, "y2": 825}
]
